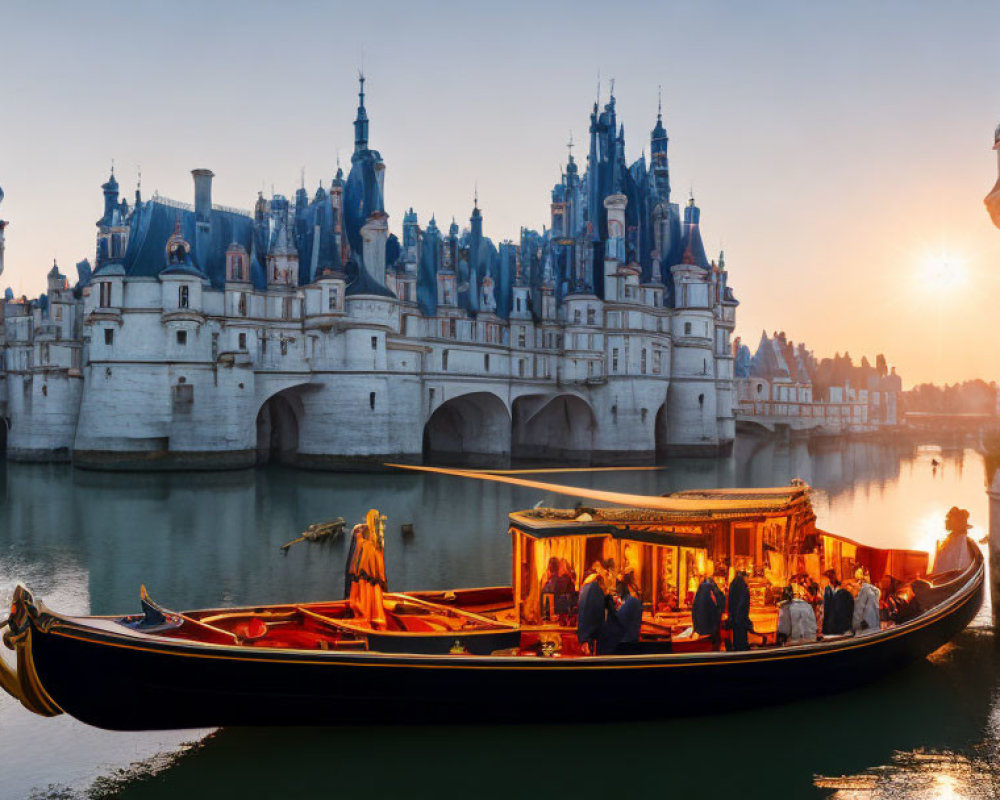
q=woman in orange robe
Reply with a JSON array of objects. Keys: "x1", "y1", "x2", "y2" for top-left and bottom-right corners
[{"x1": 347, "y1": 509, "x2": 388, "y2": 628}]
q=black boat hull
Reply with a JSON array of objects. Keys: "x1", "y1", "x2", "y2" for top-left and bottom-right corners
[{"x1": 11, "y1": 552, "x2": 983, "y2": 730}]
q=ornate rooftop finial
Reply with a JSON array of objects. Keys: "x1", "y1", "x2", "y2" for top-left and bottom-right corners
[
  {"x1": 609, "y1": 77, "x2": 615, "y2": 99},
  {"x1": 474, "y1": 181, "x2": 478, "y2": 210},
  {"x1": 657, "y1": 84, "x2": 662, "y2": 120},
  {"x1": 596, "y1": 69, "x2": 601, "y2": 105}
]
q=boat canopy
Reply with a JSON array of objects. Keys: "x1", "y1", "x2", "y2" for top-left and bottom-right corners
[{"x1": 509, "y1": 484, "x2": 816, "y2": 545}]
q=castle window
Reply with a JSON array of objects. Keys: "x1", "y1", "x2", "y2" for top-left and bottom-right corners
[
  {"x1": 280, "y1": 339, "x2": 288, "y2": 356},
  {"x1": 698, "y1": 393, "x2": 705, "y2": 407},
  {"x1": 612, "y1": 348, "x2": 619, "y2": 372},
  {"x1": 369, "y1": 392, "x2": 376, "y2": 411},
  {"x1": 587, "y1": 307, "x2": 596, "y2": 325},
  {"x1": 99, "y1": 282, "x2": 112, "y2": 308},
  {"x1": 371, "y1": 336, "x2": 378, "y2": 351},
  {"x1": 179, "y1": 286, "x2": 189, "y2": 309},
  {"x1": 176, "y1": 330, "x2": 187, "y2": 346},
  {"x1": 641, "y1": 349, "x2": 647, "y2": 374},
  {"x1": 239, "y1": 333, "x2": 247, "y2": 351},
  {"x1": 703, "y1": 358, "x2": 707, "y2": 374},
  {"x1": 261, "y1": 335, "x2": 267, "y2": 355},
  {"x1": 449, "y1": 319, "x2": 457, "y2": 338},
  {"x1": 442, "y1": 350, "x2": 449, "y2": 371},
  {"x1": 518, "y1": 359, "x2": 526, "y2": 378},
  {"x1": 329, "y1": 288, "x2": 339, "y2": 310},
  {"x1": 684, "y1": 322, "x2": 692, "y2": 336},
  {"x1": 516, "y1": 297, "x2": 522, "y2": 312},
  {"x1": 517, "y1": 328, "x2": 526, "y2": 348},
  {"x1": 237, "y1": 293, "x2": 247, "y2": 316},
  {"x1": 653, "y1": 350, "x2": 662, "y2": 374},
  {"x1": 104, "y1": 328, "x2": 114, "y2": 346},
  {"x1": 282, "y1": 297, "x2": 293, "y2": 320},
  {"x1": 484, "y1": 354, "x2": 490, "y2": 371},
  {"x1": 574, "y1": 309, "x2": 582, "y2": 324}
]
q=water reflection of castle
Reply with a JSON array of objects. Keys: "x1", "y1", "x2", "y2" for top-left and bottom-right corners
[{"x1": 0, "y1": 79, "x2": 739, "y2": 470}]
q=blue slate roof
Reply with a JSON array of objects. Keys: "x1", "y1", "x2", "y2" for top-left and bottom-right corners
[{"x1": 119, "y1": 200, "x2": 266, "y2": 290}]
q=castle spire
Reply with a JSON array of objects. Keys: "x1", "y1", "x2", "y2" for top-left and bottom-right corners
[{"x1": 353, "y1": 70, "x2": 369, "y2": 159}]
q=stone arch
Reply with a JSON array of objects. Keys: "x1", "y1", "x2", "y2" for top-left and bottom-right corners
[
  {"x1": 422, "y1": 392, "x2": 510, "y2": 467},
  {"x1": 512, "y1": 393, "x2": 596, "y2": 463},
  {"x1": 255, "y1": 389, "x2": 305, "y2": 466}
]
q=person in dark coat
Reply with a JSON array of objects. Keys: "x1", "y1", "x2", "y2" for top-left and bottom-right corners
[
  {"x1": 726, "y1": 570, "x2": 753, "y2": 651},
  {"x1": 611, "y1": 570, "x2": 643, "y2": 654},
  {"x1": 822, "y1": 569, "x2": 854, "y2": 635},
  {"x1": 692, "y1": 574, "x2": 726, "y2": 649},
  {"x1": 576, "y1": 572, "x2": 608, "y2": 655}
]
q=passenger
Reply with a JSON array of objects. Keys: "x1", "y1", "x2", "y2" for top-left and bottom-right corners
[
  {"x1": 541, "y1": 557, "x2": 576, "y2": 621},
  {"x1": 852, "y1": 568, "x2": 881, "y2": 635},
  {"x1": 614, "y1": 570, "x2": 643, "y2": 652},
  {"x1": 776, "y1": 585, "x2": 818, "y2": 646},
  {"x1": 692, "y1": 572, "x2": 726, "y2": 649},
  {"x1": 822, "y1": 570, "x2": 854, "y2": 636},
  {"x1": 577, "y1": 572, "x2": 608, "y2": 655},
  {"x1": 726, "y1": 569, "x2": 753, "y2": 652},
  {"x1": 931, "y1": 507, "x2": 975, "y2": 575}
]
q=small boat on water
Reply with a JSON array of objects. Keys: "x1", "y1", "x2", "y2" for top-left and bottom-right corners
[{"x1": 0, "y1": 469, "x2": 984, "y2": 730}]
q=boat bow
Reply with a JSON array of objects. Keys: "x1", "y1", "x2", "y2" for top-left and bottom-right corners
[{"x1": 0, "y1": 585, "x2": 64, "y2": 717}]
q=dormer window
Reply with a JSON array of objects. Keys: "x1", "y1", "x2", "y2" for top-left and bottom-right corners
[{"x1": 179, "y1": 286, "x2": 189, "y2": 309}]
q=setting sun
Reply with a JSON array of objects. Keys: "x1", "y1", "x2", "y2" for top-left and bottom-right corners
[{"x1": 922, "y1": 252, "x2": 967, "y2": 291}]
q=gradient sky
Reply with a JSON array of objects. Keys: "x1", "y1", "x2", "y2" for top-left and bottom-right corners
[{"x1": 3, "y1": 1, "x2": 1000, "y2": 387}]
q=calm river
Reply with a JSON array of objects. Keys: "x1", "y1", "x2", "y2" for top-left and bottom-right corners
[{"x1": 0, "y1": 437, "x2": 996, "y2": 799}]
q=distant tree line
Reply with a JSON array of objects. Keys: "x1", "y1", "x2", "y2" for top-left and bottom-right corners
[{"x1": 901, "y1": 380, "x2": 999, "y2": 415}]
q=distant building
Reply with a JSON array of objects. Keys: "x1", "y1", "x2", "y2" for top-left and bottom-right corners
[
  {"x1": 0, "y1": 80, "x2": 738, "y2": 469},
  {"x1": 734, "y1": 331, "x2": 901, "y2": 434}
]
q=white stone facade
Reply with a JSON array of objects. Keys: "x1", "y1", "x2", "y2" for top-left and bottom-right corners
[{"x1": 1, "y1": 229, "x2": 737, "y2": 470}]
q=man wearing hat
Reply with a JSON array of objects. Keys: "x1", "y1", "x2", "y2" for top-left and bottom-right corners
[{"x1": 931, "y1": 507, "x2": 975, "y2": 575}]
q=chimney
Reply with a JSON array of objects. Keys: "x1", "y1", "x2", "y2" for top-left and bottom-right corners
[{"x1": 192, "y1": 169, "x2": 214, "y2": 224}]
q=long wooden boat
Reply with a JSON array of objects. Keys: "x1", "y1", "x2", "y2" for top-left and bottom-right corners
[{"x1": 0, "y1": 472, "x2": 984, "y2": 730}]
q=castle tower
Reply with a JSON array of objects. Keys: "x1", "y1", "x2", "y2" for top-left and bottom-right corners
[{"x1": 663, "y1": 195, "x2": 720, "y2": 454}]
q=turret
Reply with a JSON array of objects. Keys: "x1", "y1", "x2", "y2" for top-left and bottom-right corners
[
  {"x1": 101, "y1": 168, "x2": 119, "y2": 226},
  {"x1": 650, "y1": 90, "x2": 670, "y2": 203}
]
